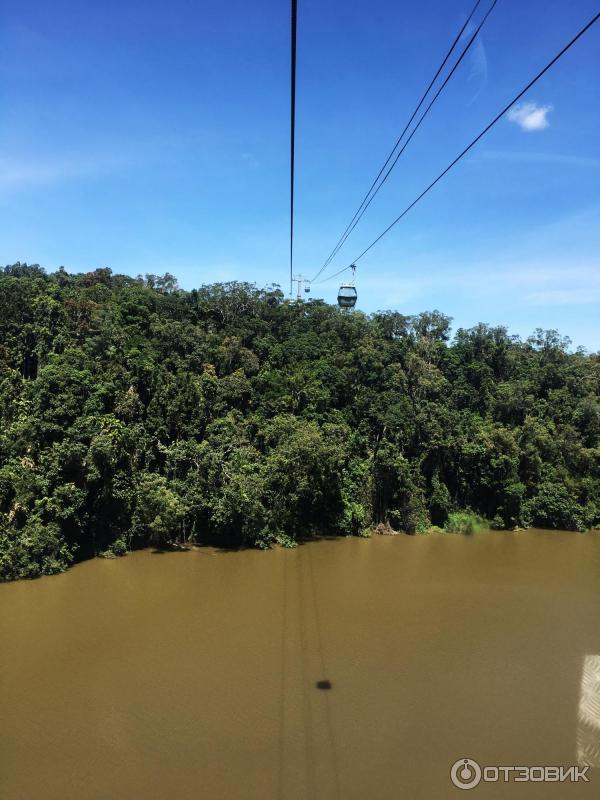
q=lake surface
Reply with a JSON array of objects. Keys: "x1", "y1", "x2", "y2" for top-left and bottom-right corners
[{"x1": 2, "y1": 530, "x2": 600, "y2": 799}]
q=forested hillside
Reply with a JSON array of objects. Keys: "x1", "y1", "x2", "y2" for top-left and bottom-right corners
[{"x1": 1, "y1": 262, "x2": 599, "y2": 580}]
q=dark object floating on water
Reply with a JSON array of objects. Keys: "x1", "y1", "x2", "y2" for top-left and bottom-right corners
[{"x1": 316, "y1": 680, "x2": 332, "y2": 690}]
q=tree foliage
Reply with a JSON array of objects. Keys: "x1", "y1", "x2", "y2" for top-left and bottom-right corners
[{"x1": 1, "y1": 263, "x2": 599, "y2": 579}]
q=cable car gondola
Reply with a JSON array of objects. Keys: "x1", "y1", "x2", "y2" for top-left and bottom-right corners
[{"x1": 337, "y1": 265, "x2": 357, "y2": 309}]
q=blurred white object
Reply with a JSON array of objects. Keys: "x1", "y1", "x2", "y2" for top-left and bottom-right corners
[{"x1": 577, "y1": 655, "x2": 600, "y2": 767}]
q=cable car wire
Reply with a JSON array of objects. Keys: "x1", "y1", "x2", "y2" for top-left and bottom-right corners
[
  {"x1": 312, "y1": 0, "x2": 486, "y2": 281},
  {"x1": 316, "y1": 9, "x2": 600, "y2": 285},
  {"x1": 314, "y1": 262, "x2": 357, "y2": 285},
  {"x1": 290, "y1": 0, "x2": 298, "y2": 296},
  {"x1": 313, "y1": 0, "x2": 497, "y2": 280},
  {"x1": 310, "y1": 0, "x2": 486, "y2": 283}
]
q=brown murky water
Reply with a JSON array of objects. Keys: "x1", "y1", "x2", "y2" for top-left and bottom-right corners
[{"x1": 1, "y1": 530, "x2": 600, "y2": 799}]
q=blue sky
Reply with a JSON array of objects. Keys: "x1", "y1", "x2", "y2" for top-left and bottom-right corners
[{"x1": 1, "y1": 0, "x2": 599, "y2": 347}]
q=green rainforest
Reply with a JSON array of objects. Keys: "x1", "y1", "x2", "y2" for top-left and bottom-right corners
[{"x1": 1, "y1": 262, "x2": 599, "y2": 580}]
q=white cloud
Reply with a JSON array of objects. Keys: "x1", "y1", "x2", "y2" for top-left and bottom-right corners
[{"x1": 507, "y1": 102, "x2": 553, "y2": 132}]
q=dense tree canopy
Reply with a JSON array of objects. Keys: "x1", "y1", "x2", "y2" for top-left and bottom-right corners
[{"x1": 1, "y1": 263, "x2": 599, "y2": 580}]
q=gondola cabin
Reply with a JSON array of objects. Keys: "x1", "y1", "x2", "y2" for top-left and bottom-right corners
[
  {"x1": 337, "y1": 284, "x2": 357, "y2": 309},
  {"x1": 337, "y1": 264, "x2": 357, "y2": 309}
]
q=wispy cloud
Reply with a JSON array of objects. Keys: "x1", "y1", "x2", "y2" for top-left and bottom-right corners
[
  {"x1": 478, "y1": 151, "x2": 600, "y2": 168},
  {"x1": 467, "y1": 38, "x2": 488, "y2": 104},
  {"x1": 359, "y1": 272, "x2": 437, "y2": 306},
  {"x1": 354, "y1": 259, "x2": 600, "y2": 320},
  {"x1": 240, "y1": 152, "x2": 260, "y2": 170},
  {"x1": 482, "y1": 263, "x2": 600, "y2": 306},
  {"x1": 507, "y1": 102, "x2": 553, "y2": 132},
  {"x1": 527, "y1": 286, "x2": 600, "y2": 306},
  {"x1": 0, "y1": 153, "x2": 137, "y2": 190},
  {"x1": 0, "y1": 130, "x2": 254, "y2": 193},
  {"x1": 349, "y1": 205, "x2": 600, "y2": 316},
  {"x1": 460, "y1": 18, "x2": 488, "y2": 105}
]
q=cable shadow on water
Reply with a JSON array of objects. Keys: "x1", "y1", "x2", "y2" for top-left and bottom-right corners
[
  {"x1": 298, "y1": 548, "x2": 318, "y2": 800},
  {"x1": 306, "y1": 543, "x2": 342, "y2": 800},
  {"x1": 277, "y1": 550, "x2": 288, "y2": 800},
  {"x1": 277, "y1": 542, "x2": 342, "y2": 800}
]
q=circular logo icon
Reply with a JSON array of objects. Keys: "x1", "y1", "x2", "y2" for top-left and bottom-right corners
[{"x1": 450, "y1": 758, "x2": 482, "y2": 790}]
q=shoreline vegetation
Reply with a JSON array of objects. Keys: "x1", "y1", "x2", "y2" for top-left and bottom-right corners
[
  {"x1": 96, "y1": 524, "x2": 600, "y2": 562},
  {"x1": 371, "y1": 510, "x2": 491, "y2": 536},
  {"x1": 1, "y1": 263, "x2": 599, "y2": 581}
]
